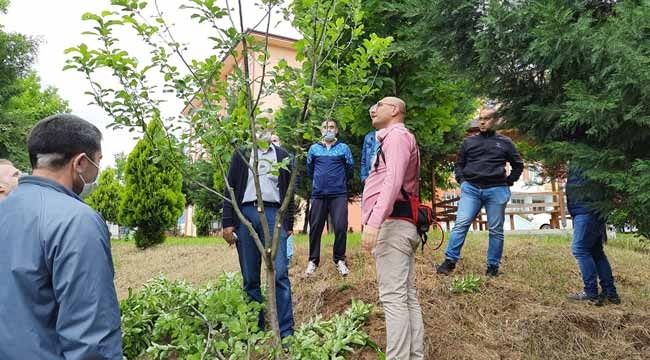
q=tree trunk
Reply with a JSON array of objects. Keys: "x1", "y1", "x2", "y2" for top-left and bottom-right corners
[{"x1": 264, "y1": 252, "x2": 282, "y2": 356}]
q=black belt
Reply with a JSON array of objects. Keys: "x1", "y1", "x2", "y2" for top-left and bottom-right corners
[{"x1": 241, "y1": 201, "x2": 281, "y2": 208}]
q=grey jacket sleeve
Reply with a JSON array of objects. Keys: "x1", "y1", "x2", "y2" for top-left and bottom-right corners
[{"x1": 49, "y1": 211, "x2": 123, "y2": 359}]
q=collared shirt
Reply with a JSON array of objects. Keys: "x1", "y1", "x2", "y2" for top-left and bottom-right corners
[
  {"x1": 242, "y1": 145, "x2": 281, "y2": 203},
  {"x1": 361, "y1": 123, "x2": 419, "y2": 228},
  {"x1": 0, "y1": 176, "x2": 122, "y2": 359}
]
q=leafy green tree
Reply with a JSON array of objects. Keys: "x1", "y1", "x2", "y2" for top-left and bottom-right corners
[
  {"x1": 0, "y1": 73, "x2": 70, "y2": 169},
  {"x1": 359, "y1": 0, "x2": 479, "y2": 197},
  {"x1": 0, "y1": 3, "x2": 68, "y2": 170},
  {"x1": 85, "y1": 168, "x2": 124, "y2": 225},
  {"x1": 119, "y1": 118, "x2": 185, "y2": 248},
  {"x1": 65, "y1": 0, "x2": 391, "y2": 346},
  {"x1": 426, "y1": 0, "x2": 650, "y2": 237},
  {"x1": 183, "y1": 159, "x2": 222, "y2": 236}
]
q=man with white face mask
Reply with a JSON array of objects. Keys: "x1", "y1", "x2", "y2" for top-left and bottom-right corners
[
  {"x1": 304, "y1": 119, "x2": 354, "y2": 277},
  {"x1": 0, "y1": 114, "x2": 122, "y2": 359}
]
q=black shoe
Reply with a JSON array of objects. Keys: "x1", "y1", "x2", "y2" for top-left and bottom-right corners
[
  {"x1": 436, "y1": 259, "x2": 456, "y2": 275},
  {"x1": 485, "y1": 265, "x2": 499, "y2": 277},
  {"x1": 568, "y1": 291, "x2": 603, "y2": 306},
  {"x1": 599, "y1": 292, "x2": 621, "y2": 305}
]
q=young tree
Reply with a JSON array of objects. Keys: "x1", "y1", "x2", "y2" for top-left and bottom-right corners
[
  {"x1": 86, "y1": 168, "x2": 124, "y2": 225},
  {"x1": 426, "y1": 0, "x2": 650, "y2": 237},
  {"x1": 119, "y1": 118, "x2": 185, "y2": 248},
  {"x1": 65, "y1": 0, "x2": 391, "y2": 349}
]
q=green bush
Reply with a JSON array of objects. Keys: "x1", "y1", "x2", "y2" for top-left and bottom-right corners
[{"x1": 120, "y1": 275, "x2": 382, "y2": 359}]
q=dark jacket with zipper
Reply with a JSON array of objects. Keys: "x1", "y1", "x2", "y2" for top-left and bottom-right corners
[
  {"x1": 222, "y1": 145, "x2": 295, "y2": 231},
  {"x1": 454, "y1": 130, "x2": 524, "y2": 188}
]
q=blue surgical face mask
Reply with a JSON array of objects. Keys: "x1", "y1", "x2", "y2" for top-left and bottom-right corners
[{"x1": 322, "y1": 131, "x2": 336, "y2": 142}]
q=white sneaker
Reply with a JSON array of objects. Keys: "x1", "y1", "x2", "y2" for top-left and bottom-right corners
[
  {"x1": 304, "y1": 261, "x2": 317, "y2": 276},
  {"x1": 336, "y1": 260, "x2": 350, "y2": 277}
]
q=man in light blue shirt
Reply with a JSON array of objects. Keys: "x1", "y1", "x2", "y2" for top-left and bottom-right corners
[{"x1": 0, "y1": 114, "x2": 122, "y2": 359}]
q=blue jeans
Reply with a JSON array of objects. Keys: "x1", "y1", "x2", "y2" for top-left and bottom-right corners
[
  {"x1": 235, "y1": 205, "x2": 294, "y2": 337},
  {"x1": 445, "y1": 182, "x2": 511, "y2": 266},
  {"x1": 571, "y1": 213, "x2": 617, "y2": 298}
]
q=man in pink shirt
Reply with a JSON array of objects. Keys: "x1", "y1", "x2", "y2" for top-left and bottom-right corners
[{"x1": 361, "y1": 96, "x2": 424, "y2": 360}]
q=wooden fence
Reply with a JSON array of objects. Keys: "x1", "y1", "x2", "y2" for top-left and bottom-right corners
[{"x1": 434, "y1": 191, "x2": 568, "y2": 231}]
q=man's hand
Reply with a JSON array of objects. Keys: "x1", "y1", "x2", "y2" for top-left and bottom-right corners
[
  {"x1": 223, "y1": 227, "x2": 236, "y2": 246},
  {"x1": 362, "y1": 226, "x2": 379, "y2": 255}
]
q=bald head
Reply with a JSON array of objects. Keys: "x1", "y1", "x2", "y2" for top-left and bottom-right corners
[
  {"x1": 0, "y1": 159, "x2": 20, "y2": 200},
  {"x1": 382, "y1": 97, "x2": 406, "y2": 114},
  {"x1": 369, "y1": 96, "x2": 407, "y2": 129}
]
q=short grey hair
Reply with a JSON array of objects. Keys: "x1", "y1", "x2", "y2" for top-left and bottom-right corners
[{"x1": 35, "y1": 153, "x2": 66, "y2": 169}]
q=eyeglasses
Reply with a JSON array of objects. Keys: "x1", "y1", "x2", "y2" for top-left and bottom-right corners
[{"x1": 370, "y1": 101, "x2": 401, "y2": 113}]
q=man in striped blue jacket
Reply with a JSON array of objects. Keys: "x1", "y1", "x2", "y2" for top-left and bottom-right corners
[{"x1": 304, "y1": 119, "x2": 354, "y2": 277}]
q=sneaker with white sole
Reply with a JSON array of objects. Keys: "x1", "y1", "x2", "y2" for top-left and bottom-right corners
[
  {"x1": 304, "y1": 261, "x2": 317, "y2": 276},
  {"x1": 336, "y1": 260, "x2": 350, "y2": 277}
]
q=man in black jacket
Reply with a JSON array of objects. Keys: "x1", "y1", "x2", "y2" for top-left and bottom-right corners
[
  {"x1": 437, "y1": 109, "x2": 524, "y2": 277},
  {"x1": 222, "y1": 137, "x2": 295, "y2": 338}
]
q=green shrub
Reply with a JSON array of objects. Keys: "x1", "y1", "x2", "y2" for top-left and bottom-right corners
[
  {"x1": 450, "y1": 274, "x2": 483, "y2": 294},
  {"x1": 120, "y1": 275, "x2": 382, "y2": 359}
]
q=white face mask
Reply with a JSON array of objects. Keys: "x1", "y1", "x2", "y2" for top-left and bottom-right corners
[
  {"x1": 78, "y1": 154, "x2": 100, "y2": 197},
  {"x1": 322, "y1": 131, "x2": 336, "y2": 142}
]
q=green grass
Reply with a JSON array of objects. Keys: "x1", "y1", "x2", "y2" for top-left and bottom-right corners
[{"x1": 112, "y1": 232, "x2": 361, "y2": 247}]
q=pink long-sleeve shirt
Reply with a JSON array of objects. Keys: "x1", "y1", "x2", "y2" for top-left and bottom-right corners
[{"x1": 361, "y1": 123, "x2": 419, "y2": 228}]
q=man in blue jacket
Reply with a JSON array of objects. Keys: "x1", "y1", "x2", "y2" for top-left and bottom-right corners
[
  {"x1": 360, "y1": 104, "x2": 378, "y2": 184},
  {"x1": 566, "y1": 167, "x2": 620, "y2": 305},
  {"x1": 360, "y1": 130, "x2": 377, "y2": 184},
  {"x1": 0, "y1": 114, "x2": 122, "y2": 359},
  {"x1": 305, "y1": 119, "x2": 354, "y2": 277}
]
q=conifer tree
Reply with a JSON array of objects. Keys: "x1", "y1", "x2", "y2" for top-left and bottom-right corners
[
  {"x1": 86, "y1": 168, "x2": 124, "y2": 225},
  {"x1": 119, "y1": 118, "x2": 185, "y2": 248}
]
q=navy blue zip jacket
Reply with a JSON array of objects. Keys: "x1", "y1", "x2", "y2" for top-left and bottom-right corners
[{"x1": 307, "y1": 141, "x2": 354, "y2": 198}]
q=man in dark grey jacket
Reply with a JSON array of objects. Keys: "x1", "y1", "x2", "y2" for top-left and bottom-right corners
[
  {"x1": 437, "y1": 110, "x2": 524, "y2": 277},
  {"x1": 0, "y1": 114, "x2": 122, "y2": 359},
  {"x1": 221, "y1": 138, "x2": 296, "y2": 338}
]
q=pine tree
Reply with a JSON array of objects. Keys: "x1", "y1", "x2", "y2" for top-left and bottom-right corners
[
  {"x1": 427, "y1": 0, "x2": 650, "y2": 237},
  {"x1": 119, "y1": 118, "x2": 185, "y2": 248}
]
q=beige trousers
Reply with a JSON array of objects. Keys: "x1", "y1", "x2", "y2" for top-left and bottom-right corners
[{"x1": 373, "y1": 219, "x2": 425, "y2": 360}]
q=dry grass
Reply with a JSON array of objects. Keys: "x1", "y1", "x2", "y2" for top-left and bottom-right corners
[{"x1": 112, "y1": 233, "x2": 650, "y2": 359}]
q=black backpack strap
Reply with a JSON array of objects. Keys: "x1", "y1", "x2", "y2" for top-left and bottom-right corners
[{"x1": 374, "y1": 142, "x2": 411, "y2": 200}]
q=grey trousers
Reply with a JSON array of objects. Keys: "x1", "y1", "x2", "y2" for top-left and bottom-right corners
[{"x1": 373, "y1": 219, "x2": 425, "y2": 360}]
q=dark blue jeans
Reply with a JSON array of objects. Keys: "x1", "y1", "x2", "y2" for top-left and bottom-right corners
[
  {"x1": 571, "y1": 213, "x2": 617, "y2": 298},
  {"x1": 235, "y1": 205, "x2": 294, "y2": 337},
  {"x1": 445, "y1": 182, "x2": 511, "y2": 266}
]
